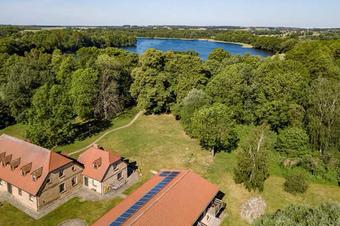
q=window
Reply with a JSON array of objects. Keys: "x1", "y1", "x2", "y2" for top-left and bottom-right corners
[
  {"x1": 46, "y1": 178, "x2": 51, "y2": 184},
  {"x1": 117, "y1": 172, "x2": 122, "y2": 180},
  {"x1": 0, "y1": 179, "x2": 2, "y2": 185},
  {"x1": 18, "y1": 188, "x2": 22, "y2": 196},
  {"x1": 71, "y1": 166, "x2": 76, "y2": 172},
  {"x1": 71, "y1": 177, "x2": 77, "y2": 186},
  {"x1": 59, "y1": 170, "x2": 64, "y2": 178},
  {"x1": 59, "y1": 183, "x2": 65, "y2": 193},
  {"x1": 84, "y1": 177, "x2": 88, "y2": 186},
  {"x1": 92, "y1": 180, "x2": 97, "y2": 187},
  {"x1": 29, "y1": 194, "x2": 34, "y2": 202}
]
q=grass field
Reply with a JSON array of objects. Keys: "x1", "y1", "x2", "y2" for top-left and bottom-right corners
[{"x1": 1, "y1": 111, "x2": 340, "y2": 226}]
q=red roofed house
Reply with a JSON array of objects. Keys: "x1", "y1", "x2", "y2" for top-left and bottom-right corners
[
  {"x1": 0, "y1": 134, "x2": 83, "y2": 211},
  {"x1": 93, "y1": 170, "x2": 225, "y2": 226},
  {"x1": 78, "y1": 145, "x2": 128, "y2": 194}
]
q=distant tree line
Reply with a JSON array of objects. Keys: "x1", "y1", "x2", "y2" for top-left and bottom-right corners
[{"x1": 0, "y1": 28, "x2": 136, "y2": 55}]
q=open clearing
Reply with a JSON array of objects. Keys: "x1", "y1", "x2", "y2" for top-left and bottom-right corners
[{"x1": 1, "y1": 112, "x2": 340, "y2": 226}]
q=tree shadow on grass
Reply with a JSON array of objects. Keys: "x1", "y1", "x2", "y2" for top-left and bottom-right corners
[{"x1": 73, "y1": 119, "x2": 112, "y2": 141}]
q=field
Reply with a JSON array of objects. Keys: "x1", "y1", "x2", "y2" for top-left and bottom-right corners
[{"x1": 1, "y1": 111, "x2": 340, "y2": 226}]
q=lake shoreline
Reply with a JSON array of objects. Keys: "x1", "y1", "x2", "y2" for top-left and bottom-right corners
[{"x1": 137, "y1": 36, "x2": 254, "y2": 48}]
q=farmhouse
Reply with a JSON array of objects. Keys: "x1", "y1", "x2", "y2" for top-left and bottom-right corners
[
  {"x1": 0, "y1": 134, "x2": 129, "y2": 215},
  {"x1": 93, "y1": 170, "x2": 225, "y2": 226},
  {"x1": 0, "y1": 134, "x2": 83, "y2": 211},
  {"x1": 78, "y1": 145, "x2": 128, "y2": 194}
]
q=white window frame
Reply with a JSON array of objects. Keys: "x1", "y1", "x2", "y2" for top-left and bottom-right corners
[{"x1": 29, "y1": 194, "x2": 34, "y2": 202}]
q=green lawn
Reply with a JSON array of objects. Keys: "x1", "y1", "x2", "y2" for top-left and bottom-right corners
[
  {"x1": 0, "y1": 123, "x2": 27, "y2": 139},
  {"x1": 1, "y1": 112, "x2": 340, "y2": 226},
  {"x1": 0, "y1": 197, "x2": 122, "y2": 226}
]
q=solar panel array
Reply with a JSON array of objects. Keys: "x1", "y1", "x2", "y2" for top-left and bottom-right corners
[{"x1": 110, "y1": 171, "x2": 180, "y2": 226}]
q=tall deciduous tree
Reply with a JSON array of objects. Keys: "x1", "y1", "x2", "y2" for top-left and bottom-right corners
[
  {"x1": 307, "y1": 78, "x2": 340, "y2": 154},
  {"x1": 95, "y1": 53, "x2": 134, "y2": 119},
  {"x1": 27, "y1": 84, "x2": 75, "y2": 148},
  {"x1": 234, "y1": 125, "x2": 269, "y2": 192},
  {"x1": 70, "y1": 68, "x2": 99, "y2": 119},
  {"x1": 178, "y1": 89, "x2": 211, "y2": 135},
  {"x1": 191, "y1": 103, "x2": 238, "y2": 155}
]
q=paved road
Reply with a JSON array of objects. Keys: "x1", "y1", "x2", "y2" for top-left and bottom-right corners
[{"x1": 69, "y1": 110, "x2": 144, "y2": 156}]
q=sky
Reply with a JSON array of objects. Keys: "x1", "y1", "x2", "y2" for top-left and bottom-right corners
[{"x1": 0, "y1": 0, "x2": 340, "y2": 28}]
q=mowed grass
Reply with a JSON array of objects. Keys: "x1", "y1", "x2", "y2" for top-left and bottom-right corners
[
  {"x1": 1, "y1": 113, "x2": 340, "y2": 226},
  {"x1": 0, "y1": 123, "x2": 27, "y2": 139},
  {"x1": 0, "y1": 197, "x2": 122, "y2": 226},
  {"x1": 96, "y1": 114, "x2": 340, "y2": 226}
]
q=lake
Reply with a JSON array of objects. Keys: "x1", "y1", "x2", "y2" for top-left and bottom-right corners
[{"x1": 124, "y1": 38, "x2": 271, "y2": 60}]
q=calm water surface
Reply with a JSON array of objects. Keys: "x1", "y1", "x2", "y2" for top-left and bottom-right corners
[{"x1": 124, "y1": 38, "x2": 271, "y2": 60}]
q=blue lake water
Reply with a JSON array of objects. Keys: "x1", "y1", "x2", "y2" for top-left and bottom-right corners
[{"x1": 124, "y1": 38, "x2": 271, "y2": 60}]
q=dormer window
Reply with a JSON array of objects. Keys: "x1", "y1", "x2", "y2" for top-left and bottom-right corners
[
  {"x1": 21, "y1": 162, "x2": 32, "y2": 176},
  {"x1": 31, "y1": 167, "x2": 43, "y2": 182},
  {"x1": 92, "y1": 158, "x2": 102, "y2": 169},
  {"x1": 59, "y1": 170, "x2": 64, "y2": 178},
  {"x1": 0, "y1": 152, "x2": 5, "y2": 166},
  {"x1": 4, "y1": 154, "x2": 12, "y2": 166},
  {"x1": 10, "y1": 158, "x2": 21, "y2": 171}
]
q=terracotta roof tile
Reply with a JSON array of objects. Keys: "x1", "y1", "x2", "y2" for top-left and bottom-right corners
[
  {"x1": 77, "y1": 146, "x2": 121, "y2": 182},
  {"x1": 0, "y1": 134, "x2": 72, "y2": 195},
  {"x1": 93, "y1": 170, "x2": 219, "y2": 226}
]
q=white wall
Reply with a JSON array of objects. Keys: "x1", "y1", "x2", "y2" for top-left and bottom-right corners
[
  {"x1": 0, "y1": 179, "x2": 37, "y2": 210},
  {"x1": 83, "y1": 176, "x2": 102, "y2": 194}
]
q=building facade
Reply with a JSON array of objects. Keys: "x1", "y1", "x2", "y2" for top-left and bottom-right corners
[
  {"x1": 0, "y1": 134, "x2": 128, "y2": 213},
  {"x1": 0, "y1": 134, "x2": 82, "y2": 211},
  {"x1": 78, "y1": 145, "x2": 128, "y2": 194}
]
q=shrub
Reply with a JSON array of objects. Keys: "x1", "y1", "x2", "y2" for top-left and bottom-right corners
[
  {"x1": 254, "y1": 202, "x2": 340, "y2": 226},
  {"x1": 275, "y1": 127, "x2": 309, "y2": 157},
  {"x1": 284, "y1": 173, "x2": 309, "y2": 194}
]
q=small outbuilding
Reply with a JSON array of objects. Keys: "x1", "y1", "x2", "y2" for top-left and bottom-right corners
[{"x1": 78, "y1": 145, "x2": 128, "y2": 194}]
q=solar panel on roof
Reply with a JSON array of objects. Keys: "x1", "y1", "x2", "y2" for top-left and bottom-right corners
[{"x1": 110, "y1": 171, "x2": 180, "y2": 226}]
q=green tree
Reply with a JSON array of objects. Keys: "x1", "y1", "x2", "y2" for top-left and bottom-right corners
[
  {"x1": 130, "y1": 49, "x2": 175, "y2": 113},
  {"x1": 255, "y1": 203, "x2": 340, "y2": 226},
  {"x1": 206, "y1": 63, "x2": 257, "y2": 124},
  {"x1": 307, "y1": 78, "x2": 340, "y2": 154},
  {"x1": 283, "y1": 172, "x2": 309, "y2": 194},
  {"x1": 234, "y1": 125, "x2": 269, "y2": 192},
  {"x1": 27, "y1": 84, "x2": 75, "y2": 148},
  {"x1": 275, "y1": 127, "x2": 309, "y2": 157},
  {"x1": 70, "y1": 68, "x2": 99, "y2": 119},
  {"x1": 178, "y1": 89, "x2": 211, "y2": 135},
  {"x1": 95, "y1": 53, "x2": 135, "y2": 119},
  {"x1": 4, "y1": 49, "x2": 53, "y2": 121},
  {"x1": 191, "y1": 103, "x2": 238, "y2": 155}
]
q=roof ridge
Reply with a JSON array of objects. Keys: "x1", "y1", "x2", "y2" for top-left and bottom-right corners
[
  {"x1": 129, "y1": 170, "x2": 191, "y2": 224},
  {"x1": 1, "y1": 134, "x2": 51, "y2": 153}
]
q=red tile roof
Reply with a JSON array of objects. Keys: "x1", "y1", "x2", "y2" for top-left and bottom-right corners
[
  {"x1": 0, "y1": 134, "x2": 73, "y2": 195},
  {"x1": 77, "y1": 146, "x2": 121, "y2": 182},
  {"x1": 93, "y1": 170, "x2": 219, "y2": 226}
]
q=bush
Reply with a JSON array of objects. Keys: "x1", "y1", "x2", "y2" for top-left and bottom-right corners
[
  {"x1": 275, "y1": 127, "x2": 309, "y2": 157},
  {"x1": 254, "y1": 202, "x2": 340, "y2": 226},
  {"x1": 284, "y1": 173, "x2": 309, "y2": 194}
]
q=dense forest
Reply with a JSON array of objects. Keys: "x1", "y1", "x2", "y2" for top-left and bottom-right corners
[{"x1": 1, "y1": 26, "x2": 340, "y2": 222}]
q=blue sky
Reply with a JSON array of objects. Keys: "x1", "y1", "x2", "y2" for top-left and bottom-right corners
[{"x1": 0, "y1": 0, "x2": 339, "y2": 28}]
